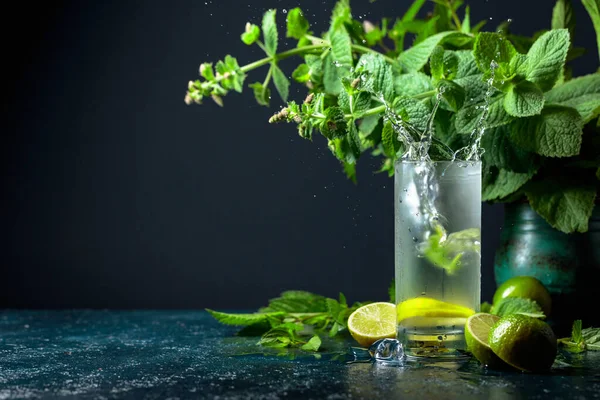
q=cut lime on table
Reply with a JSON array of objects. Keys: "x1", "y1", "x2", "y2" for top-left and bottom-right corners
[
  {"x1": 348, "y1": 302, "x2": 397, "y2": 348},
  {"x1": 396, "y1": 297, "x2": 475, "y2": 323},
  {"x1": 464, "y1": 313, "x2": 506, "y2": 368},
  {"x1": 489, "y1": 314, "x2": 557, "y2": 372}
]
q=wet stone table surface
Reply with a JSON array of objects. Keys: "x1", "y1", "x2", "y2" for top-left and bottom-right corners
[{"x1": 0, "y1": 311, "x2": 599, "y2": 400}]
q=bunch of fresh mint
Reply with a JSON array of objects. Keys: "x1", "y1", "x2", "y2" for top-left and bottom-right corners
[
  {"x1": 185, "y1": 0, "x2": 600, "y2": 234},
  {"x1": 207, "y1": 290, "x2": 374, "y2": 352},
  {"x1": 559, "y1": 320, "x2": 600, "y2": 352}
]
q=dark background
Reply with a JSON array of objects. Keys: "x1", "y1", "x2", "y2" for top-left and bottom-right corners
[{"x1": 1, "y1": 0, "x2": 596, "y2": 309}]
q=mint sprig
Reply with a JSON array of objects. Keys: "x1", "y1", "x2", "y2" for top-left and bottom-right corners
[
  {"x1": 559, "y1": 320, "x2": 600, "y2": 352},
  {"x1": 206, "y1": 290, "x2": 370, "y2": 352},
  {"x1": 184, "y1": 0, "x2": 600, "y2": 234}
]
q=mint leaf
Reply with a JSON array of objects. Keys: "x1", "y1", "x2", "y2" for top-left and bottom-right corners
[
  {"x1": 321, "y1": 107, "x2": 347, "y2": 139},
  {"x1": 241, "y1": 24, "x2": 261, "y2": 45},
  {"x1": 301, "y1": 335, "x2": 322, "y2": 351},
  {"x1": 272, "y1": 64, "x2": 290, "y2": 102},
  {"x1": 455, "y1": 50, "x2": 480, "y2": 79},
  {"x1": 324, "y1": 53, "x2": 344, "y2": 95},
  {"x1": 525, "y1": 177, "x2": 597, "y2": 233},
  {"x1": 399, "y1": 31, "x2": 469, "y2": 72},
  {"x1": 206, "y1": 309, "x2": 282, "y2": 326},
  {"x1": 552, "y1": 0, "x2": 576, "y2": 38},
  {"x1": 545, "y1": 73, "x2": 600, "y2": 123},
  {"x1": 430, "y1": 46, "x2": 445, "y2": 80},
  {"x1": 249, "y1": 82, "x2": 271, "y2": 106},
  {"x1": 394, "y1": 96, "x2": 432, "y2": 132},
  {"x1": 381, "y1": 120, "x2": 402, "y2": 158},
  {"x1": 347, "y1": 120, "x2": 362, "y2": 159},
  {"x1": 262, "y1": 9, "x2": 278, "y2": 56},
  {"x1": 355, "y1": 53, "x2": 394, "y2": 102},
  {"x1": 483, "y1": 167, "x2": 536, "y2": 202},
  {"x1": 437, "y1": 80, "x2": 465, "y2": 112},
  {"x1": 510, "y1": 105, "x2": 583, "y2": 157},
  {"x1": 525, "y1": 29, "x2": 570, "y2": 91},
  {"x1": 262, "y1": 291, "x2": 328, "y2": 313},
  {"x1": 331, "y1": 0, "x2": 351, "y2": 28},
  {"x1": 572, "y1": 320, "x2": 583, "y2": 344},
  {"x1": 329, "y1": 25, "x2": 353, "y2": 71},
  {"x1": 490, "y1": 297, "x2": 545, "y2": 318},
  {"x1": 455, "y1": 95, "x2": 513, "y2": 134},
  {"x1": 482, "y1": 126, "x2": 536, "y2": 173},
  {"x1": 473, "y1": 32, "x2": 516, "y2": 73},
  {"x1": 199, "y1": 63, "x2": 215, "y2": 81},
  {"x1": 352, "y1": 92, "x2": 372, "y2": 117},
  {"x1": 216, "y1": 55, "x2": 245, "y2": 92},
  {"x1": 292, "y1": 64, "x2": 311, "y2": 83},
  {"x1": 582, "y1": 327, "x2": 600, "y2": 350},
  {"x1": 504, "y1": 80, "x2": 545, "y2": 117},
  {"x1": 394, "y1": 72, "x2": 433, "y2": 97},
  {"x1": 582, "y1": 0, "x2": 600, "y2": 63},
  {"x1": 480, "y1": 301, "x2": 492, "y2": 313},
  {"x1": 286, "y1": 8, "x2": 309, "y2": 40}
]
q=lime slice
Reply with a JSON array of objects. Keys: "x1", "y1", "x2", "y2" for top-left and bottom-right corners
[
  {"x1": 493, "y1": 276, "x2": 552, "y2": 317},
  {"x1": 348, "y1": 302, "x2": 397, "y2": 348},
  {"x1": 396, "y1": 297, "x2": 475, "y2": 323},
  {"x1": 464, "y1": 313, "x2": 507, "y2": 368},
  {"x1": 489, "y1": 314, "x2": 557, "y2": 372}
]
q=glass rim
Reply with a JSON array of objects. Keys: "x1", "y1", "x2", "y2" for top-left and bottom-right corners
[{"x1": 393, "y1": 159, "x2": 482, "y2": 165}]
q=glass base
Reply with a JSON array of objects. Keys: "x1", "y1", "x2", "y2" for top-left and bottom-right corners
[{"x1": 399, "y1": 328, "x2": 470, "y2": 359}]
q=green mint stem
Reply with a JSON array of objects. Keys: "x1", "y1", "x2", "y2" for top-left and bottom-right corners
[{"x1": 351, "y1": 44, "x2": 397, "y2": 64}]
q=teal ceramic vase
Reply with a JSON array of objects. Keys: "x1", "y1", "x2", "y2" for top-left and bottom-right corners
[{"x1": 494, "y1": 203, "x2": 600, "y2": 335}]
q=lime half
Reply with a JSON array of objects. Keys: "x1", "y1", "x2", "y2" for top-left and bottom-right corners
[
  {"x1": 489, "y1": 314, "x2": 557, "y2": 372},
  {"x1": 464, "y1": 313, "x2": 506, "y2": 368},
  {"x1": 348, "y1": 302, "x2": 397, "y2": 348}
]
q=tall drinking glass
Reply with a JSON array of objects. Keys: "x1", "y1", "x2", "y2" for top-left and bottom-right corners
[{"x1": 395, "y1": 160, "x2": 481, "y2": 358}]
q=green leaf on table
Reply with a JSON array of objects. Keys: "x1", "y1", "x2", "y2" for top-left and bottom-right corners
[
  {"x1": 582, "y1": 327, "x2": 600, "y2": 350},
  {"x1": 399, "y1": 32, "x2": 469, "y2": 72},
  {"x1": 394, "y1": 72, "x2": 433, "y2": 97},
  {"x1": 301, "y1": 335, "x2": 322, "y2": 351},
  {"x1": 525, "y1": 177, "x2": 597, "y2": 233},
  {"x1": 510, "y1": 105, "x2": 583, "y2": 157},
  {"x1": 490, "y1": 297, "x2": 545, "y2": 318},
  {"x1": 286, "y1": 8, "x2": 309, "y2": 39},
  {"x1": 261, "y1": 291, "x2": 328, "y2": 313},
  {"x1": 272, "y1": 64, "x2": 290, "y2": 102},
  {"x1": 582, "y1": 0, "x2": 600, "y2": 62},
  {"x1": 262, "y1": 9, "x2": 278, "y2": 56},
  {"x1": 241, "y1": 24, "x2": 261, "y2": 45},
  {"x1": 473, "y1": 32, "x2": 516, "y2": 73},
  {"x1": 525, "y1": 29, "x2": 570, "y2": 91},
  {"x1": 249, "y1": 82, "x2": 271, "y2": 106},
  {"x1": 504, "y1": 80, "x2": 545, "y2": 117},
  {"x1": 482, "y1": 166, "x2": 536, "y2": 202},
  {"x1": 552, "y1": 0, "x2": 576, "y2": 38},
  {"x1": 545, "y1": 73, "x2": 600, "y2": 122},
  {"x1": 206, "y1": 309, "x2": 283, "y2": 326},
  {"x1": 573, "y1": 320, "x2": 583, "y2": 344},
  {"x1": 455, "y1": 95, "x2": 513, "y2": 134}
]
